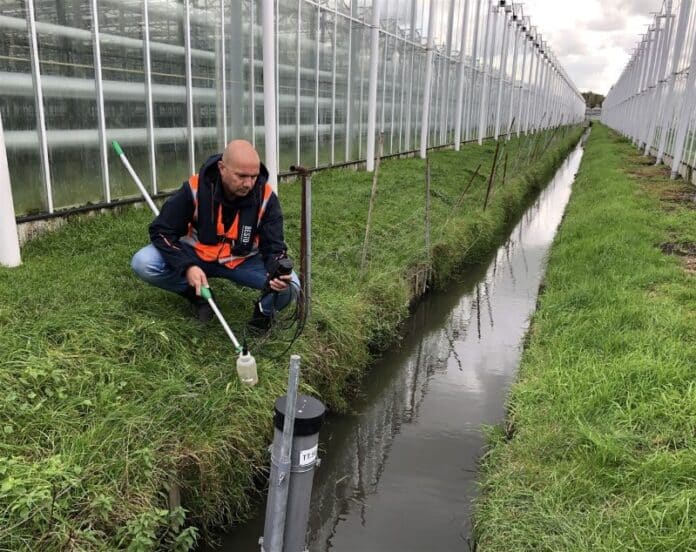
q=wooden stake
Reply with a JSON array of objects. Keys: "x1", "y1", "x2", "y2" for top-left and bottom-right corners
[{"x1": 360, "y1": 133, "x2": 383, "y2": 273}]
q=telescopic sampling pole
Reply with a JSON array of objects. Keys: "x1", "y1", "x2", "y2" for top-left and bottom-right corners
[{"x1": 112, "y1": 140, "x2": 243, "y2": 354}]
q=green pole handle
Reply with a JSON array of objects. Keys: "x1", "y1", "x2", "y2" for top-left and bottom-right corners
[
  {"x1": 200, "y1": 286, "x2": 212, "y2": 300},
  {"x1": 112, "y1": 140, "x2": 124, "y2": 156}
]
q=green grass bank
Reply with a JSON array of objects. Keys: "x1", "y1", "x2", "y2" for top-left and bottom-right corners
[
  {"x1": 474, "y1": 124, "x2": 696, "y2": 551},
  {"x1": 0, "y1": 126, "x2": 582, "y2": 550}
]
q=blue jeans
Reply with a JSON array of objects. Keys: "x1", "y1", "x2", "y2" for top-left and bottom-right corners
[{"x1": 131, "y1": 244, "x2": 300, "y2": 314}]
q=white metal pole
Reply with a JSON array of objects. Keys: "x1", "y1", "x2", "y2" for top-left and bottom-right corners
[
  {"x1": 477, "y1": 2, "x2": 494, "y2": 144},
  {"x1": 494, "y1": 10, "x2": 510, "y2": 139},
  {"x1": 25, "y1": 0, "x2": 53, "y2": 214},
  {"x1": 143, "y1": 0, "x2": 157, "y2": 193},
  {"x1": 669, "y1": 27, "x2": 696, "y2": 179},
  {"x1": 506, "y1": 13, "x2": 520, "y2": 140},
  {"x1": 262, "y1": 0, "x2": 278, "y2": 191},
  {"x1": 89, "y1": 0, "x2": 110, "y2": 204},
  {"x1": 184, "y1": 0, "x2": 195, "y2": 175},
  {"x1": 454, "y1": 0, "x2": 471, "y2": 150},
  {"x1": 465, "y1": 0, "x2": 483, "y2": 142},
  {"x1": 656, "y1": 0, "x2": 690, "y2": 164},
  {"x1": 0, "y1": 112, "x2": 21, "y2": 267},
  {"x1": 419, "y1": 0, "x2": 437, "y2": 159},
  {"x1": 366, "y1": 0, "x2": 382, "y2": 171}
]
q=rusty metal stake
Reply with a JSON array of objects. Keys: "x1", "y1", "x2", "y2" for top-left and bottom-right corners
[{"x1": 290, "y1": 164, "x2": 312, "y2": 321}]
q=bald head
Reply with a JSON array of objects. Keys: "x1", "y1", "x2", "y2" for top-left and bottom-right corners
[
  {"x1": 218, "y1": 140, "x2": 261, "y2": 198},
  {"x1": 222, "y1": 139, "x2": 260, "y2": 167}
]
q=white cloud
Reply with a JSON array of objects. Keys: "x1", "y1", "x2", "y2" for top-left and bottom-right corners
[{"x1": 516, "y1": 0, "x2": 654, "y2": 94}]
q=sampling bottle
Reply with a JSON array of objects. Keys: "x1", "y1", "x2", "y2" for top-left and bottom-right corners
[{"x1": 236, "y1": 348, "x2": 258, "y2": 386}]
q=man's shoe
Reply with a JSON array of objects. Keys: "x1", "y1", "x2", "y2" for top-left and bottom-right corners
[
  {"x1": 192, "y1": 298, "x2": 214, "y2": 323},
  {"x1": 247, "y1": 303, "x2": 272, "y2": 334},
  {"x1": 182, "y1": 286, "x2": 214, "y2": 323}
]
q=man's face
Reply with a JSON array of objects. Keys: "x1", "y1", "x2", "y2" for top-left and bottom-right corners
[{"x1": 218, "y1": 157, "x2": 260, "y2": 198}]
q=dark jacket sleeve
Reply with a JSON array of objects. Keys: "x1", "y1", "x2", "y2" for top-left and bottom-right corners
[
  {"x1": 148, "y1": 184, "x2": 199, "y2": 276},
  {"x1": 258, "y1": 192, "x2": 288, "y2": 272}
]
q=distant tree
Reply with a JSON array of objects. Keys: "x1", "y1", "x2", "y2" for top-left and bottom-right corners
[{"x1": 582, "y1": 91, "x2": 605, "y2": 108}]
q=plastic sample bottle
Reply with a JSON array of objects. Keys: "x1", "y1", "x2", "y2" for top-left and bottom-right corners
[{"x1": 236, "y1": 348, "x2": 258, "y2": 386}]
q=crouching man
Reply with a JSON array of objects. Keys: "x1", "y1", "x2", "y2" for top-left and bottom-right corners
[{"x1": 131, "y1": 139, "x2": 299, "y2": 332}]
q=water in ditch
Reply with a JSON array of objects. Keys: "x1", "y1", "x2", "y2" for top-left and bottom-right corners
[{"x1": 210, "y1": 141, "x2": 585, "y2": 551}]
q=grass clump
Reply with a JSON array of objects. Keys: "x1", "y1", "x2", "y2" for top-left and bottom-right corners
[
  {"x1": 0, "y1": 126, "x2": 582, "y2": 550},
  {"x1": 474, "y1": 124, "x2": 696, "y2": 551}
]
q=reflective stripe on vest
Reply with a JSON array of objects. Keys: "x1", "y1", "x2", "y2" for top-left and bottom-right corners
[{"x1": 181, "y1": 174, "x2": 274, "y2": 269}]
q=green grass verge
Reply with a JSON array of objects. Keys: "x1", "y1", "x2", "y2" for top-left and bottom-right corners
[
  {"x1": 0, "y1": 126, "x2": 582, "y2": 550},
  {"x1": 474, "y1": 124, "x2": 696, "y2": 551}
]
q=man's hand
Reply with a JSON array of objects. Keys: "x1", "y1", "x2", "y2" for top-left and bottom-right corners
[
  {"x1": 186, "y1": 265, "x2": 209, "y2": 296},
  {"x1": 268, "y1": 273, "x2": 292, "y2": 292}
]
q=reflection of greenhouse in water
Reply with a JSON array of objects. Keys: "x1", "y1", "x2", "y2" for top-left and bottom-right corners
[{"x1": 1, "y1": 0, "x2": 584, "y2": 218}]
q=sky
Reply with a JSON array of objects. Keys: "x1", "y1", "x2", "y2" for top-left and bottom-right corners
[{"x1": 519, "y1": 0, "x2": 657, "y2": 95}]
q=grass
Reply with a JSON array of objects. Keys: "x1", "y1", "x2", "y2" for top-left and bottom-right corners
[
  {"x1": 474, "y1": 124, "x2": 696, "y2": 551},
  {"x1": 0, "y1": 126, "x2": 583, "y2": 550}
]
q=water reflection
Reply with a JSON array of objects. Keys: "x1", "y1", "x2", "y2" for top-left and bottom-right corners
[{"x1": 217, "y1": 143, "x2": 585, "y2": 552}]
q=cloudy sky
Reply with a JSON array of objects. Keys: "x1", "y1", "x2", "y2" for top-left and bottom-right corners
[{"x1": 519, "y1": 0, "x2": 658, "y2": 94}]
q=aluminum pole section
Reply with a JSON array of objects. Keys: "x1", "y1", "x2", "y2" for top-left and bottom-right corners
[
  {"x1": 262, "y1": 0, "x2": 278, "y2": 191},
  {"x1": 465, "y1": 0, "x2": 483, "y2": 141},
  {"x1": 669, "y1": 26, "x2": 696, "y2": 179},
  {"x1": 219, "y1": 0, "x2": 228, "y2": 147},
  {"x1": 143, "y1": 0, "x2": 157, "y2": 193},
  {"x1": 515, "y1": 18, "x2": 528, "y2": 136},
  {"x1": 262, "y1": 355, "x2": 300, "y2": 552},
  {"x1": 454, "y1": 0, "x2": 471, "y2": 150},
  {"x1": 419, "y1": 0, "x2": 437, "y2": 159},
  {"x1": 477, "y1": 2, "x2": 494, "y2": 144},
  {"x1": 494, "y1": 8, "x2": 510, "y2": 139},
  {"x1": 25, "y1": 0, "x2": 53, "y2": 213},
  {"x1": 89, "y1": 0, "x2": 110, "y2": 204},
  {"x1": 0, "y1": 111, "x2": 21, "y2": 267},
  {"x1": 506, "y1": 12, "x2": 520, "y2": 140},
  {"x1": 366, "y1": 0, "x2": 382, "y2": 171},
  {"x1": 184, "y1": 0, "x2": 195, "y2": 175}
]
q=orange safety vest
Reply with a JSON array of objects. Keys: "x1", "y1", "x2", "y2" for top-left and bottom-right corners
[{"x1": 181, "y1": 174, "x2": 274, "y2": 269}]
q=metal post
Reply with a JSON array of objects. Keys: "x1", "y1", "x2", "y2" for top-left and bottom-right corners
[
  {"x1": 366, "y1": 0, "x2": 382, "y2": 171},
  {"x1": 478, "y1": 3, "x2": 495, "y2": 145},
  {"x1": 89, "y1": 0, "x2": 110, "y2": 204},
  {"x1": 506, "y1": 11, "x2": 520, "y2": 141},
  {"x1": 465, "y1": 0, "x2": 483, "y2": 142},
  {"x1": 314, "y1": 5, "x2": 320, "y2": 168},
  {"x1": 184, "y1": 0, "x2": 195, "y2": 175},
  {"x1": 330, "y1": 12, "x2": 337, "y2": 164},
  {"x1": 25, "y1": 0, "x2": 53, "y2": 213},
  {"x1": 453, "y1": 0, "x2": 471, "y2": 150},
  {"x1": 295, "y1": 0, "x2": 301, "y2": 166},
  {"x1": 419, "y1": 0, "x2": 437, "y2": 158},
  {"x1": 0, "y1": 111, "x2": 21, "y2": 267},
  {"x1": 262, "y1": 0, "x2": 278, "y2": 191},
  {"x1": 293, "y1": 165, "x2": 312, "y2": 321},
  {"x1": 656, "y1": 0, "x2": 690, "y2": 164},
  {"x1": 669, "y1": 26, "x2": 696, "y2": 179},
  {"x1": 219, "y1": 0, "x2": 228, "y2": 147},
  {"x1": 142, "y1": 0, "x2": 157, "y2": 193},
  {"x1": 494, "y1": 8, "x2": 510, "y2": 140}
]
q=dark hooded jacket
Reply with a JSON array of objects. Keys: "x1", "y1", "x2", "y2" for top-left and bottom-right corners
[{"x1": 149, "y1": 154, "x2": 287, "y2": 275}]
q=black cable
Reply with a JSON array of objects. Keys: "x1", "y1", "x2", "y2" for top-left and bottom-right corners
[{"x1": 243, "y1": 279, "x2": 308, "y2": 361}]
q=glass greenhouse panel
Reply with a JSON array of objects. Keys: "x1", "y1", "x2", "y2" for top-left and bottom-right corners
[
  {"x1": 0, "y1": 0, "x2": 45, "y2": 215},
  {"x1": 34, "y1": 0, "x2": 103, "y2": 210}
]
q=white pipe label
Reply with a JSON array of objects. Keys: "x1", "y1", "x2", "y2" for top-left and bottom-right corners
[{"x1": 299, "y1": 444, "x2": 318, "y2": 467}]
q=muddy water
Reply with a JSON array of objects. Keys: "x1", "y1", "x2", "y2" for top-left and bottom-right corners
[{"x1": 213, "y1": 142, "x2": 585, "y2": 551}]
